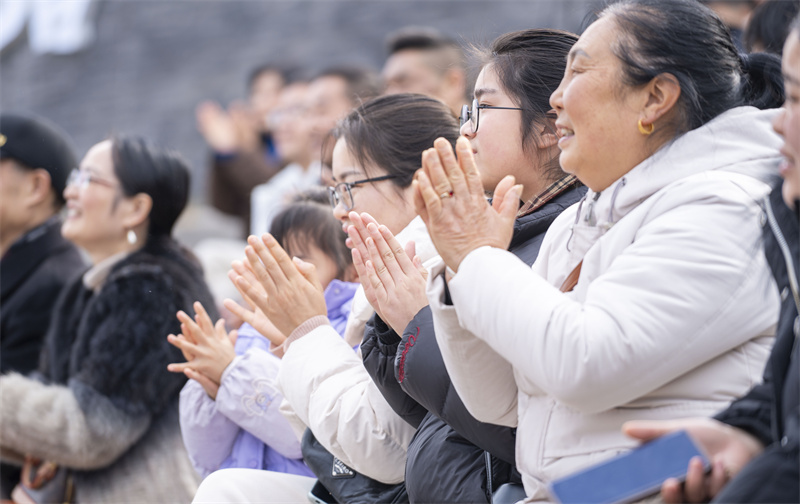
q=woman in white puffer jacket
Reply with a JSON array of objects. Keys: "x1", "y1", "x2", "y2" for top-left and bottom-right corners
[{"x1": 414, "y1": 0, "x2": 786, "y2": 501}]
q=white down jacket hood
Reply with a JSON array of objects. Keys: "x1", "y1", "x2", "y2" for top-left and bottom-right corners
[{"x1": 429, "y1": 106, "x2": 783, "y2": 501}]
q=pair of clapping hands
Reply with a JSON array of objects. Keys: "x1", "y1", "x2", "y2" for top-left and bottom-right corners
[{"x1": 166, "y1": 234, "x2": 326, "y2": 398}]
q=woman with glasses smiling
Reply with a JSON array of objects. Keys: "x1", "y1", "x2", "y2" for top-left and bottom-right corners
[
  {"x1": 191, "y1": 93, "x2": 459, "y2": 503},
  {"x1": 0, "y1": 137, "x2": 216, "y2": 502}
]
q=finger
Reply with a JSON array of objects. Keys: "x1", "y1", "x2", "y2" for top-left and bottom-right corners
[
  {"x1": 684, "y1": 457, "x2": 708, "y2": 503},
  {"x1": 661, "y1": 478, "x2": 684, "y2": 504},
  {"x1": 193, "y1": 301, "x2": 215, "y2": 338},
  {"x1": 380, "y1": 225, "x2": 418, "y2": 276},
  {"x1": 245, "y1": 242, "x2": 279, "y2": 297},
  {"x1": 177, "y1": 310, "x2": 205, "y2": 342},
  {"x1": 167, "y1": 333, "x2": 200, "y2": 355},
  {"x1": 293, "y1": 257, "x2": 323, "y2": 292},
  {"x1": 228, "y1": 328, "x2": 238, "y2": 346},
  {"x1": 171, "y1": 333, "x2": 194, "y2": 362},
  {"x1": 415, "y1": 166, "x2": 443, "y2": 218},
  {"x1": 352, "y1": 248, "x2": 380, "y2": 310},
  {"x1": 367, "y1": 223, "x2": 404, "y2": 281},
  {"x1": 167, "y1": 361, "x2": 194, "y2": 374},
  {"x1": 235, "y1": 274, "x2": 270, "y2": 315},
  {"x1": 365, "y1": 259, "x2": 389, "y2": 300},
  {"x1": 491, "y1": 176, "x2": 521, "y2": 218},
  {"x1": 358, "y1": 212, "x2": 379, "y2": 227},
  {"x1": 436, "y1": 137, "x2": 469, "y2": 197},
  {"x1": 365, "y1": 235, "x2": 395, "y2": 289},
  {"x1": 261, "y1": 233, "x2": 303, "y2": 283},
  {"x1": 422, "y1": 145, "x2": 453, "y2": 197},
  {"x1": 455, "y1": 136, "x2": 484, "y2": 195},
  {"x1": 621, "y1": 420, "x2": 679, "y2": 442},
  {"x1": 231, "y1": 261, "x2": 264, "y2": 300},
  {"x1": 707, "y1": 458, "x2": 727, "y2": 497},
  {"x1": 346, "y1": 214, "x2": 371, "y2": 260},
  {"x1": 227, "y1": 269, "x2": 255, "y2": 310},
  {"x1": 412, "y1": 254, "x2": 428, "y2": 280},
  {"x1": 214, "y1": 318, "x2": 228, "y2": 341},
  {"x1": 185, "y1": 368, "x2": 221, "y2": 392},
  {"x1": 412, "y1": 178, "x2": 430, "y2": 225},
  {"x1": 223, "y1": 298, "x2": 254, "y2": 325}
]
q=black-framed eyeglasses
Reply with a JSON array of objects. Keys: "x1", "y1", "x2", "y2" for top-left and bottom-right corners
[
  {"x1": 328, "y1": 174, "x2": 399, "y2": 211},
  {"x1": 66, "y1": 168, "x2": 118, "y2": 191},
  {"x1": 460, "y1": 98, "x2": 525, "y2": 134}
]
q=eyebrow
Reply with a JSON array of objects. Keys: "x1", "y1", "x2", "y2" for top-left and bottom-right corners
[
  {"x1": 474, "y1": 88, "x2": 497, "y2": 99},
  {"x1": 333, "y1": 169, "x2": 364, "y2": 182},
  {"x1": 567, "y1": 48, "x2": 590, "y2": 63}
]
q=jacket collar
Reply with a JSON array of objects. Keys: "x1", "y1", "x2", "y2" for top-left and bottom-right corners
[
  {"x1": 566, "y1": 106, "x2": 782, "y2": 258},
  {"x1": 0, "y1": 216, "x2": 71, "y2": 299}
]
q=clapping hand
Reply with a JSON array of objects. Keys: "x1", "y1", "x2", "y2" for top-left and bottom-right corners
[
  {"x1": 234, "y1": 234, "x2": 327, "y2": 339},
  {"x1": 166, "y1": 301, "x2": 237, "y2": 400},
  {"x1": 224, "y1": 259, "x2": 287, "y2": 350},
  {"x1": 346, "y1": 211, "x2": 429, "y2": 335},
  {"x1": 414, "y1": 136, "x2": 522, "y2": 272}
]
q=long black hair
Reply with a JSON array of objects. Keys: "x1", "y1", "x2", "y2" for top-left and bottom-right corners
[{"x1": 111, "y1": 136, "x2": 190, "y2": 241}]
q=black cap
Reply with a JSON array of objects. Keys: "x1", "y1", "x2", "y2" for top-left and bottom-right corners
[{"x1": 0, "y1": 113, "x2": 77, "y2": 202}]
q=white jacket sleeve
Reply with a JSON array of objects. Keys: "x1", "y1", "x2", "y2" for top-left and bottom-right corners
[
  {"x1": 178, "y1": 379, "x2": 240, "y2": 478},
  {"x1": 277, "y1": 325, "x2": 413, "y2": 484},
  {"x1": 427, "y1": 259, "x2": 518, "y2": 427},
  {"x1": 448, "y1": 196, "x2": 779, "y2": 415},
  {"x1": 215, "y1": 348, "x2": 303, "y2": 460}
]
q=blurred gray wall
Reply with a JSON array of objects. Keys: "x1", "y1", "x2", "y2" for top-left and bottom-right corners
[{"x1": 0, "y1": 0, "x2": 597, "y2": 203}]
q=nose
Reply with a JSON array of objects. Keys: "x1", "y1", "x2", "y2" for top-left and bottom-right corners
[
  {"x1": 63, "y1": 181, "x2": 79, "y2": 200},
  {"x1": 550, "y1": 79, "x2": 565, "y2": 114},
  {"x1": 460, "y1": 120, "x2": 475, "y2": 138},
  {"x1": 772, "y1": 106, "x2": 786, "y2": 137},
  {"x1": 332, "y1": 200, "x2": 349, "y2": 221}
]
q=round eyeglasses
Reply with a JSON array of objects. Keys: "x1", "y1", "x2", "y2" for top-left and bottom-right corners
[
  {"x1": 460, "y1": 98, "x2": 525, "y2": 134},
  {"x1": 66, "y1": 168, "x2": 118, "y2": 191},
  {"x1": 328, "y1": 175, "x2": 399, "y2": 212}
]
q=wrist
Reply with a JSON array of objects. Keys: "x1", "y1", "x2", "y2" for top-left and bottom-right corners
[{"x1": 284, "y1": 315, "x2": 331, "y2": 352}]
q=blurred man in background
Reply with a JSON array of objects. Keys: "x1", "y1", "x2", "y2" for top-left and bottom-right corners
[
  {"x1": 381, "y1": 26, "x2": 469, "y2": 116},
  {"x1": 305, "y1": 65, "x2": 381, "y2": 183}
]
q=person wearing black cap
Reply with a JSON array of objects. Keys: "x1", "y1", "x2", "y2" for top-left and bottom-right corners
[{"x1": 0, "y1": 113, "x2": 88, "y2": 497}]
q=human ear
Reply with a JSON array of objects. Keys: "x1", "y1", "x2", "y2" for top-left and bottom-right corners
[
  {"x1": 640, "y1": 73, "x2": 681, "y2": 126},
  {"x1": 120, "y1": 192, "x2": 153, "y2": 229},
  {"x1": 536, "y1": 112, "x2": 560, "y2": 149},
  {"x1": 25, "y1": 169, "x2": 55, "y2": 207}
]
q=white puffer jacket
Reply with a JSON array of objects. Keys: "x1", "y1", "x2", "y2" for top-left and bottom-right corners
[
  {"x1": 277, "y1": 216, "x2": 437, "y2": 484},
  {"x1": 430, "y1": 106, "x2": 782, "y2": 501}
]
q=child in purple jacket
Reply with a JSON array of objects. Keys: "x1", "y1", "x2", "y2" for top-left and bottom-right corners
[{"x1": 174, "y1": 200, "x2": 358, "y2": 478}]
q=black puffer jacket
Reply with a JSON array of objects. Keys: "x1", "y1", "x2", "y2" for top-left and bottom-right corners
[
  {"x1": 713, "y1": 184, "x2": 799, "y2": 502},
  {"x1": 362, "y1": 184, "x2": 586, "y2": 503}
]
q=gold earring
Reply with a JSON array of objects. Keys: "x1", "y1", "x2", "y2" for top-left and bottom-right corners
[{"x1": 638, "y1": 119, "x2": 654, "y2": 135}]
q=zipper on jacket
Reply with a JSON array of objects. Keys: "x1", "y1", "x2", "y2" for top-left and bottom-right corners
[
  {"x1": 764, "y1": 196, "x2": 800, "y2": 349},
  {"x1": 484, "y1": 451, "x2": 493, "y2": 500}
]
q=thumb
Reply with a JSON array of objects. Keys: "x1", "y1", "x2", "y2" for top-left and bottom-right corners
[
  {"x1": 622, "y1": 420, "x2": 677, "y2": 442},
  {"x1": 404, "y1": 240, "x2": 417, "y2": 260},
  {"x1": 293, "y1": 257, "x2": 323, "y2": 290}
]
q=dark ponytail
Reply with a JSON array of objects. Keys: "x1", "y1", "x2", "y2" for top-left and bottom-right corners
[{"x1": 739, "y1": 52, "x2": 785, "y2": 110}]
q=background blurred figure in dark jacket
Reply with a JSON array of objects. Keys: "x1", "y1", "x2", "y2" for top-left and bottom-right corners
[{"x1": 0, "y1": 112, "x2": 87, "y2": 499}]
